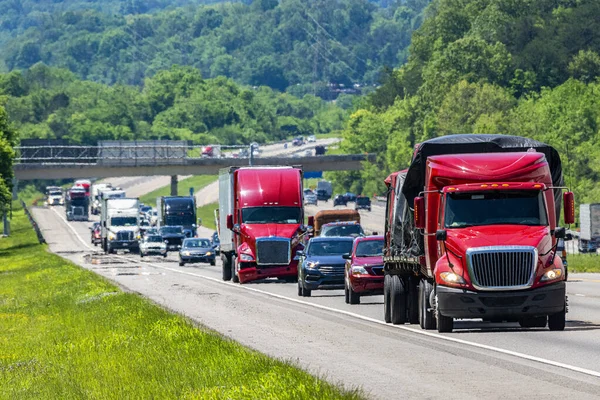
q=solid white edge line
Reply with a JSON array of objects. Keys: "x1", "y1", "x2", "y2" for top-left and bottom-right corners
[{"x1": 51, "y1": 206, "x2": 600, "y2": 379}]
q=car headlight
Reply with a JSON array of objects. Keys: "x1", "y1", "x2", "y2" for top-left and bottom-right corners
[
  {"x1": 108, "y1": 232, "x2": 115, "y2": 240},
  {"x1": 136, "y1": 233, "x2": 141, "y2": 239},
  {"x1": 240, "y1": 253, "x2": 254, "y2": 262},
  {"x1": 205, "y1": 252, "x2": 212, "y2": 256},
  {"x1": 306, "y1": 261, "x2": 319, "y2": 269},
  {"x1": 160, "y1": 243, "x2": 166, "y2": 248},
  {"x1": 351, "y1": 266, "x2": 368, "y2": 275},
  {"x1": 541, "y1": 268, "x2": 563, "y2": 282},
  {"x1": 183, "y1": 251, "x2": 191, "y2": 256},
  {"x1": 440, "y1": 271, "x2": 466, "y2": 285}
]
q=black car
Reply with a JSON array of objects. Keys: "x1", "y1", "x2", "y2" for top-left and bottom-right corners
[
  {"x1": 297, "y1": 237, "x2": 355, "y2": 297},
  {"x1": 333, "y1": 194, "x2": 348, "y2": 207},
  {"x1": 292, "y1": 136, "x2": 304, "y2": 146},
  {"x1": 159, "y1": 225, "x2": 186, "y2": 251},
  {"x1": 179, "y1": 238, "x2": 216, "y2": 266},
  {"x1": 343, "y1": 192, "x2": 357, "y2": 202},
  {"x1": 355, "y1": 196, "x2": 371, "y2": 211},
  {"x1": 211, "y1": 231, "x2": 220, "y2": 255}
]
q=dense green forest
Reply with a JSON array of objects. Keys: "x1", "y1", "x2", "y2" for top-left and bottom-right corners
[
  {"x1": 0, "y1": 0, "x2": 430, "y2": 94},
  {"x1": 331, "y1": 0, "x2": 600, "y2": 207},
  {"x1": 0, "y1": 64, "x2": 347, "y2": 145}
]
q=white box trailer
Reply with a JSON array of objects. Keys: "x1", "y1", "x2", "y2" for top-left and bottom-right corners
[
  {"x1": 218, "y1": 168, "x2": 235, "y2": 254},
  {"x1": 579, "y1": 203, "x2": 600, "y2": 241}
]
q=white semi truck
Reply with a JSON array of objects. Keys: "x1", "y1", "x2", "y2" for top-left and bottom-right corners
[
  {"x1": 579, "y1": 203, "x2": 600, "y2": 253},
  {"x1": 101, "y1": 197, "x2": 140, "y2": 254},
  {"x1": 90, "y1": 183, "x2": 113, "y2": 215}
]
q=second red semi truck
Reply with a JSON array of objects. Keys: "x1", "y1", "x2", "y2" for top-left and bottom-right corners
[
  {"x1": 218, "y1": 166, "x2": 309, "y2": 283},
  {"x1": 383, "y1": 134, "x2": 574, "y2": 332}
]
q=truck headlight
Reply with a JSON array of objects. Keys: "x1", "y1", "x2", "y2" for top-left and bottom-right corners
[
  {"x1": 440, "y1": 272, "x2": 465, "y2": 284},
  {"x1": 108, "y1": 232, "x2": 115, "y2": 240},
  {"x1": 541, "y1": 268, "x2": 563, "y2": 282},
  {"x1": 136, "y1": 233, "x2": 141, "y2": 239},
  {"x1": 351, "y1": 266, "x2": 368, "y2": 275},
  {"x1": 240, "y1": 253, "x2": 254, "y2": 262}
]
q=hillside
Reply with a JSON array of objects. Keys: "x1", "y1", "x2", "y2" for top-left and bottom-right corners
[
  {"x1": 0, "y1": 0, "x2": 430, "y2": 94},
  {"x1": 331, "y1": 0, "x2": 600, "y2": 208}
]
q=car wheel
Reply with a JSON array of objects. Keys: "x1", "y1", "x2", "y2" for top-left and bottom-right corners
[
  {"x1": 349, "y1": 284, "x2": 360, "y2": 305},
  {"x1": 344, "y1": 283, "x2": 349, "y2": 304},
  {"x1": 140, "y1": 253, "x2": 144, "y2": 258},
  {"x1": 179, "y1": 260, "x2": 184, "y2": 267},
  {"x1": 302, "y1": 288, "x2": 311, "y2": 297},
  {"x1": 210, "y1": 259, "x2": 216, "y2": 266},
  {"x1": 163, "y1": 254, "x2": 167, "y2": 258},
  {"x1": 298, "y1": 282, "x2": 304, "y2": 297}
]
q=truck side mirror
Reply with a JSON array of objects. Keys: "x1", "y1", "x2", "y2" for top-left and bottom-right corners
[
  {"x1": 554, "y1": 227, "x2": 566, "y2": 239},
  {"x1": 307, "y1": 216, "x2": 314, "y2": 227},
  {"x1": 227, "y1": 214, "x2": 234, "y2": 230},
  {"x1": 435, "y1": 230, "x2": 447, "y2": 241},
  {"x1": 414, "y1": 196, "x2": 425, "y2": 229},
  {"x1": 563, "y1": 192, "x2": 575, "y2": 224}
]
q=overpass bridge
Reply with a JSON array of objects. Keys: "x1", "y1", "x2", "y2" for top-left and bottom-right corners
[{"x1": 13, "y1": 143, "x2": 375, "y2": 193}]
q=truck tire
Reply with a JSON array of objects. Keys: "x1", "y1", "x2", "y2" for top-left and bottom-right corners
[
  {"x1": 221, "y1": 254, "x2": 232, "y2": 281},
  {"x1": 408, "y1": 276, "x2": 419, "y2": 324},
  {"x1": 384, "y1": 274, "x2": 392, "y2": 323},
  {"x1": 548, "y1": 306, "x2": 566, "y2": 331},
  {"x1": 232, "y1": 256, "x2": 239, "y2": 283},
  {"x1": 419, "y1": 279, "x2": 436, "y2": 330},
  {"x1": 519, "y1": 316, "x2": 547, "y2": 328},
  {"x1": 390, "y1": 275, "x2": 407, "y2": 325},
  {"x1": 435, "y1": 293, "x2": 453, "y2": 333},
  {"x1": 349, "y1": 284, "x2": 360, "y2": 305}
]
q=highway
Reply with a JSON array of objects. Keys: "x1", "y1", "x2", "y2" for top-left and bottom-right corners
[{"x1": 32, "y1": 202, "x2": 600, "y2": 399}]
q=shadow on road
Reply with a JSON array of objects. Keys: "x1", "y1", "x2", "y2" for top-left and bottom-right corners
[{"x1": 452, "y1": 319, "x2": 600, "y2": 333}]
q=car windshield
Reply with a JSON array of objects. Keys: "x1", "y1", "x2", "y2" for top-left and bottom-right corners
[
  {"x1": 161, "y1": 226, "x2": 183, "y2": 234},
  {"x1": 308, "y1": 240, "x2": 353, "y2": 256},
  {"x1": 356, "y1": 197, "x2": 370, "y2": 205},
  {"x1": 242, "y1": 207, "x2": 302, "y2": 224},
  {"x1": 184, "y1": 239, "x2": 211, "y2": 248},
  {"x1": 49, "y1": 191, "x2": 62, "y2": 196},
  {"x1": 355, "y1": 240, "x2": 384, "y2": 257},
  {"x1": 445, "y1": 190, "x2": 548, "y2": 228},
  {"x1": 146, "y1": 236, "x2": 163, "y2": 243},
  {"x1": 321, "y1": 224, "x2": 364, "y2": 237},
  {"x1": 111, "y1": 217, "x2": 137, "y2": 226}
]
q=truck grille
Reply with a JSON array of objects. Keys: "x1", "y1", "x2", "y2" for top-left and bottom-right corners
[
  {"x1": 116, "y1": 231, "x2": 134, "y2": 241},
  {"x1": 256, "y1": 238, "x2": 290, "y2": 265},
  {"x1": 467, "y1": 246, "x2": 536, "y2": 290},
  {"x1": 317, "y1": 264, "x2": 345, "y2": 276}
]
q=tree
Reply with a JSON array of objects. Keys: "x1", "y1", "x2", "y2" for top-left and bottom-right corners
[{"x1": 0, "y1": 104, "x2": 16, "y2": 214}]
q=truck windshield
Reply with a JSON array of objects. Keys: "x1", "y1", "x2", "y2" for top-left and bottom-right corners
[
  {"x1": 165, "y1": 214, "x2": 195, "y2": 226},
  {"x1": 161, "y1": 226, "x2": 183, "y2": 234},
  {"x1": 445, "y1": 191, "x2": 548, "y2": 228},
  {"x1": 110, "y1": 217, "x2": 137, "y2": 227},
  {"x1": 242, "y1": 207, "x2": 302, "y2": 224},
  {"x1": 355, "y1": 240, "x2": 384, "y2": 257}
]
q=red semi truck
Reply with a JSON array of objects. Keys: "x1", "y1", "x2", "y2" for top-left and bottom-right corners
[
  {"x1": 383, "y1": 134, "x2": 574, "y2": 332},
  {"x1": 218, "y1": 166, "x2": 309, "y2": 283}
]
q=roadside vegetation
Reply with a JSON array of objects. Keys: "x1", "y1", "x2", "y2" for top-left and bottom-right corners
[
  {"x1": 569, "y1": 254, "x2": 600, "y2": 274},
  {"x1": 0, "y1": 203, "x2": 362, "y2": 399},
  {"x1": 196, "y1": 201, "x2": 218, "y2": 231},
  {"x1": 139, "y1": 175, "x2": 216, "y2": 205}
]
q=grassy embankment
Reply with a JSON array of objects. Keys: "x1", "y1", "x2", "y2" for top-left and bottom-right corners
[
  {"x1": 138, "y1": 175, "x2": 217, "y2": 205},
  {"x1": 568, "y1": 254, "x2": 600, "y2": 273},
  {"x1": 0, "y1": 203, "x2": 362, "y2": 398}
]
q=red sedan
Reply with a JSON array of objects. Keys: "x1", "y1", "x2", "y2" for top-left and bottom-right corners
[{"x1": 344, "y1": 236, "x2": 384, "y2": 304}]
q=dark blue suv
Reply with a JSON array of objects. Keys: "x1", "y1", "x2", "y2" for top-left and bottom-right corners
[{"x1": 297, "y1": 237, "x2": 354, "y2": 297}]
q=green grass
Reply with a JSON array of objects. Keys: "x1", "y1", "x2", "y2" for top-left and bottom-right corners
[
  {"x1": 197, "y1": 202, "x2": 218, "y2": 231},
  {"x1": 0, "y1": 203, "x2": 362, "y2": 399},
  {"x1": 139, "y1": 175, "x2": 216, "y2": 205},
  {"x1": 568, "y1": 254, "x2": 600, "y2": 273}
]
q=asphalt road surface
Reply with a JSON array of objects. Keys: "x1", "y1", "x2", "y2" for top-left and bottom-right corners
[{"x1": 32, "y1": 204, "x2": 600, "y2": 399}]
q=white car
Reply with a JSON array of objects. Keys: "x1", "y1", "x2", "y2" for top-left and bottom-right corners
[
  {"x1": 139, "y1": 235, "x2": 167, "y2": 258},
  {"x1": 307, "y1": 135, "x2": 316, "y2": 143}
]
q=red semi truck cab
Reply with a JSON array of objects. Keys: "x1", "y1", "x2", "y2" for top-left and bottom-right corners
[
  {"x1": 218, "y1": 166, "x2": 307, "y2": 283},
  {"x1": 383, "y1": 135, "x2": 574, "y2": 332}
]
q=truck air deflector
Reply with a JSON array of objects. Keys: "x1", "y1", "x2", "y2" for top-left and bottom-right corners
[{"x1": 466, "y1": 246, "x2": 537, "y2": 291}]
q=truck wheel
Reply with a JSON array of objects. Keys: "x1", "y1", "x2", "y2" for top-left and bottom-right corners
[
  {"x1": 349, "y1": 285, "x2": 360, "y2": 305},
  {"x1": 232, "y1": 256, "x2": 239, "y2": 283},
  {"x1": 435, "y1": 294, "x2": 453, "y2": 333},
  {"x1": 390, "y1": 275, "x2": 407, "y2": 325},
  {"x1": 548, "y1": 306, "x2": 566, "y2": 331},
  {"x1": 221, "y1": 254, "x2": 232, "y2": 281},
  {"x1": 419, "y1": 279, "x2": 436, "y2": 330},
  {"x1": 408, "y1": 276, "x2": 419, "y2": 324},
  {"x1": 519, "y1": 316, "x2": 547, "y2": 328},
  {"x1": 383, "y1": 274, "x2": 392, "y2": 323},
  {"x1": 140, "y1": 253, "x2": 144, "y2": 258}
]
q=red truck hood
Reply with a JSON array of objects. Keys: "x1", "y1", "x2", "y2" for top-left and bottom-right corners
[
  {"x1": 241, "y1": 224, "x2": 300, "y2": 240},
  {"x1": 352, "y1": 256, "x2": 383, "y2": 267},
  {"x1": 446, "y1": 225, "x2": 550, "y2": 254}
]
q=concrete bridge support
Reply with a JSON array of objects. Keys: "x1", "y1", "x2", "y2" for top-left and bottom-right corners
[{"x1": 170, "y1": 175, "x2": 178, "y2": 196}]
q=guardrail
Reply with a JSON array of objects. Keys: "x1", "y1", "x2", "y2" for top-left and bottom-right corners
[{"x1": 20, "y1": 200, "x2": 46, "y2": 244}]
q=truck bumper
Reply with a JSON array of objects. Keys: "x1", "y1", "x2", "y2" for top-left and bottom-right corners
[
  {"x1": 349, "y1": 275, "x2": 384, "y2": 294},
  {"x1": 109, "y1": 241, "x2": 139, "y2": 251},
  {"x1": 238, "y1": 262, "x2": 298, "y2": 283},
  {"x1": 437, "y1": 281, "x2": 566, "y2": 319}
]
